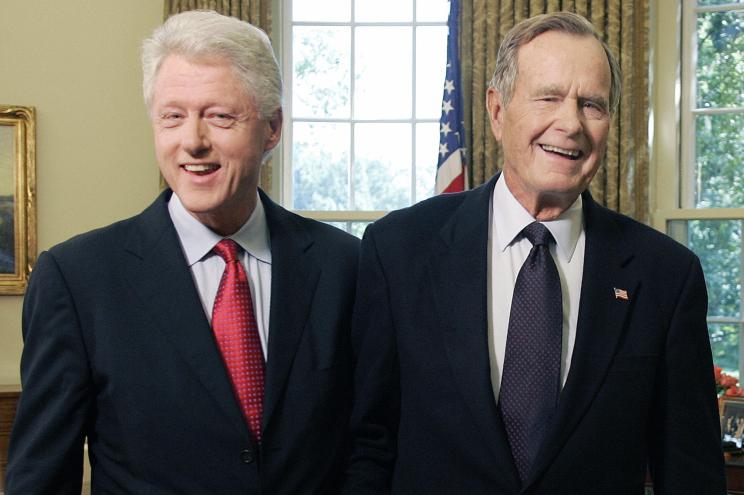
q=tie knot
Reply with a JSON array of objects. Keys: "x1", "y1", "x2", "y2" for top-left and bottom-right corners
[
  {"x1": 212, "y1": 239, "x2": 241, "y2": 263},
  {"x1": 521, "y1": 222, "x2": 554, "y2": 247}
]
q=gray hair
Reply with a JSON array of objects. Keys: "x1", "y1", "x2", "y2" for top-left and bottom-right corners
[
  {"x1": 488, "y1": 12, "x2": 621, "y2": 115},
  {"x1": 141, "y1": 10, "x2": 282, "y2": 119}
]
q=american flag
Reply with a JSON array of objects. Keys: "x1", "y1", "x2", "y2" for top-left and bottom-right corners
[
  {"x1": 435, "y1": 0, "x2": 467, "y2": 194},
  {"x1": 613, "y1": 288, "x2": 629, "y2": 301}
]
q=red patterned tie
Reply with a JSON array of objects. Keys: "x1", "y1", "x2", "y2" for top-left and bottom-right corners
[{"x1": 212, "y1": 239, "x2": 265, "y2": 444}]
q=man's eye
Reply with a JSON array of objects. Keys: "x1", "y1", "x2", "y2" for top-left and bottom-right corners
[
  {"x1": 209, "y1": 114, "x2": 235, "y2": 125},
  {"x1": 583, "y1": 102, "x2": 607, "y2": 117},
  {"x1": 160, "y1": 114, "x2": 183, "y2": 127}
]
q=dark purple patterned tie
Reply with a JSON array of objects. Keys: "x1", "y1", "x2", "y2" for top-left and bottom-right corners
[{"x1": 498, "y1": 222, "x2": 562, "y2": 482}]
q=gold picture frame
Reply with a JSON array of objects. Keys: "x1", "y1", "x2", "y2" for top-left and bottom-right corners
[{"x1": 0, "y1": 104, "x2": 36, "y2": 294}]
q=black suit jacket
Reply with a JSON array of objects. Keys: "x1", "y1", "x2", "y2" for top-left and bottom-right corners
[
  {"x1": 343, "y1": 175, "x2": 725, "y2": 494},
  {"x1": 6, "y1": 189, "x2": 359, "y2": 494}
]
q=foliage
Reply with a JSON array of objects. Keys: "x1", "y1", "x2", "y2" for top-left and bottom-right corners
[{"x1": 689, "y1": 9, "x2": 744, "y2": 374}]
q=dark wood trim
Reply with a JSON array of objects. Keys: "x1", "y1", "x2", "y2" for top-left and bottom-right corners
[
  {"x1": 724, "y1": 455, "x2": 744, "y2": 494},
  {"x1": 0, "y1": 385, "x2": 21, "y2": 493}
]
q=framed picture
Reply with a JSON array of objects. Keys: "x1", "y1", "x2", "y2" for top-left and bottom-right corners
[
  {"x1": 0, "y1": 104, "x2": 36, "y2": 294},
  {"x1": 722, "y1": 397, "x2": 744, "y2": 452}
]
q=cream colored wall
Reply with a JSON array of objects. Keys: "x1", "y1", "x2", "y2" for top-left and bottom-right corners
[{"x1": 0, "y1": 1, "x2": 164, "y2": 385}]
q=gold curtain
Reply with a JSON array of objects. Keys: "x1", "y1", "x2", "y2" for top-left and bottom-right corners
[
  {"x1": 163, "y1": 0, "x2": 274, "y2": 193},
  {"x1": 460, "y1": 0, "x2": 649, "y2": 222}
]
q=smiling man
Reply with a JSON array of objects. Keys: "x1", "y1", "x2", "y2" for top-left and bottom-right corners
[
  {"x1": 343, "y1": 12, "x2": 725, "y2": 495},
  {"x1": 6, "y1": 11, "x2": 358, "y2": 494}
]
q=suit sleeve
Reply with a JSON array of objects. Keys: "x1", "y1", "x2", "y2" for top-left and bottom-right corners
[
  {"x1": 648, "y1": 255, "x2": 727, "y2": 494},
  {"x1": 5, "y1": 251, "x2": 92, "y2": 494},
  {"x1": 342, "y1": 226, "x2": 400, "y2": 495}
]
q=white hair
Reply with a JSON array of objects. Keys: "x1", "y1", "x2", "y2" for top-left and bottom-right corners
[
  {"x1": 141, "y1": 10, "x2": 282, "y2": 119},
  {"x1": 489, "y1": 12, "x2": 621, "y2": 115}
]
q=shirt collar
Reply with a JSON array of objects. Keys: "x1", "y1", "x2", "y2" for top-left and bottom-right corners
[
  {"x1": 168, "y1": 192, "x2": 272, "y2": 266},
  {"x1": 491, "y1": 175, "x2": 583, "y2": 263}
]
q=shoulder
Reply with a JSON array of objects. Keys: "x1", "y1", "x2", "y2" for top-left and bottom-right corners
[
  {"x1": 292, "y1": 212, "x2": 360, "y2": 252},
  {"x1": 46, "y1": 215, "x2": 139, "y2": 265},
  {"x1": 375, "y1": 187, "x2": 474, "y2": 232},
  {"x1": 367, "y1": 185, "x2": 488, "y2": 253},
  {"x1": 585, "y1": 198, "x2": 698, "y2": 267},
  {"x1": 259, "y1": 190, "x2": 359, "y2": 259},
  {"x1": 44, "y1": 192, "x2": 170, "y2": 270}
]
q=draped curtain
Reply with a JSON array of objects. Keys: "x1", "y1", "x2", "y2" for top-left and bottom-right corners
[
  {"x1": 163, "y1": 0, "x2": 274, "y2": 193},
  {"x1": 460, "y1": 0, "x2": 649, "y2": 222}
]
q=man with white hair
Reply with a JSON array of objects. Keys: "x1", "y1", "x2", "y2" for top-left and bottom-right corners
[
  {"x1": 6, "y1": 11, "x2": 358, "y2": 494},
  {"x1": 343, "y1": 11, "x2": 724, "y2": 494}
]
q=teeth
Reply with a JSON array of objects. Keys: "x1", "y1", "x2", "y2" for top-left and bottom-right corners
[
  {"x1": 541, "y1": 144, "x2": 580, "y2": 158},
  {"x1": 184, "y1": 163, "x2": 218, "y2": 172}
]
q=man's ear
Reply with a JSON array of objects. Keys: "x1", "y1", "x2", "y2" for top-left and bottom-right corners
[
  {"x1": 486, "y1": 87, "x2": 504, "y2": 141},
  {"x1": 264, "y1": 108, "x2": 283, "y2": 152}
]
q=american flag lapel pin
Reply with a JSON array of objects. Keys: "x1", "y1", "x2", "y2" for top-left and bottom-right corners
[{"x1": 613, "y1": 287, "x2": 629, "y2": 301}]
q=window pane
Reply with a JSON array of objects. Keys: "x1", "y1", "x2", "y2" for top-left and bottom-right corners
[
  {"x1": 696, "y1": 10, "x2": 744, "y2": 108},
  {"x1": 694, "y1": 112, "x2": 744, "y2": 207},
  {"x1": 293, "y1": 27, "x2": 351, "y2": 119},
  {"x1": 416, "y1": 0, "x2": 450, "y2": 22},
  {"x1": 293, "y1": 0, "x2": 350, "y2": 22},
  {"x1": 416, "y1": 26, "x2": 448, "y2": 119},
  {"x1": 354, "y1": 27, "x2": 412, "y2": 119},
  {"x1": 709, "y1": 323, "x2": 739, "y2": 376},
  {"x1": 415, "y1": 123, "x2": 438, "y2": 203},
  {"x1": 354, "y1": 123, "x2": 411, "y2": 209},
  {"x1": 355, "y1": 0, "x2": 412, "y2": 22},
  {"x1": 292, "y1": 122, "x2": 350, "y2": 210}
]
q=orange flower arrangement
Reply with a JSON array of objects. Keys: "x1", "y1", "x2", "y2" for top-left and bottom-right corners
[{"x1": 715, "y1": 365, "x2": 744, "y2": 397}]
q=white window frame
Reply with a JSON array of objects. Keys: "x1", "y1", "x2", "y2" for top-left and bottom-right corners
[
  {"x1": 652, "y1": 0, "x2": 744, "y2": 375},
  {"x1": 276, "y1": 0, "x2": 447, "y2": 226}
]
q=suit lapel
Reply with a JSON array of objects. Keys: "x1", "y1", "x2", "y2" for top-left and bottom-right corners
[
  {"x1": 260, "y1": 191, "x2": 321, "y2": 432},
  {"x1": 123, "y1": 191, "x2": 249, "y2": 437},
  {"x1": 428, "y1": 176, "x2": 520, "y2": 485},
  {"x1": 524, "y1": 194, "x2": 638, "y2": 490}
]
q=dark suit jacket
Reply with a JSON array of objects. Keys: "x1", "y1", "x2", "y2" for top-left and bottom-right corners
[
  {"x1": 343, "y1": 175, "x2": 725, "y2": 494},
  {"x1": 6, "y1": 189, "x2": 359, "y2": 494}
]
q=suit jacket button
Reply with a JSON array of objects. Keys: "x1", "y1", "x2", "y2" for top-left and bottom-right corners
[{"x1": 241, "y1": 449, "x2": 254, "y2": 464}]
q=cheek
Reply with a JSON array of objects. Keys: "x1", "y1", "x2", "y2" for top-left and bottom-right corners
[
  {"x1": 588, "y1": 122, "x2": 610, "y2": 151},
  {"x1": 153, "y1": 131, "x2": 178, "y2": 158}
]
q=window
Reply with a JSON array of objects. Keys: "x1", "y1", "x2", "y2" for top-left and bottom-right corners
[
  {"x1": 281, "y1": 0, "x2": 450, "y2": 235},
  {"x1": 653, "y1": 1, "x2": 744, "y2": 376}
]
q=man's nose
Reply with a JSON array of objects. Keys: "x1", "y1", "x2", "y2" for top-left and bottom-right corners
[
  {"x1": 554, "y1": 100, "x2": 583, "y2": 136},
  {"x1": 182, "y1": 117, "x2": 210, "y2": 156}
]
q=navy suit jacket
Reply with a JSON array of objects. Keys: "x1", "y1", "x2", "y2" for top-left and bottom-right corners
[
  {"x1": 343, "y1": 175, "x2": 725, "y2": 494},
  {"x1": 6, "y1": 189, "x2": 359, "y2": 494}
]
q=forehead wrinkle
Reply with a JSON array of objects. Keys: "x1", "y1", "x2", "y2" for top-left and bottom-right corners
[{"x1": 529, "y1": 83, "x2": 566, "y2": 97}]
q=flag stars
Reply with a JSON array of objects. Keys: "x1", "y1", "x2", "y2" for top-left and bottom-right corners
[
  {"x1": 440, "y1": 122, "x2": 452, "y2": 137},
  {"x1": 444, "y1": 79, "x2": 456, "y2": 94},
  {"x1": 442, "y1": 99, "x2": 454, "y2": 115},
  {"x1": 439, "y1": 142, "x2": 449, "y2": 157}
]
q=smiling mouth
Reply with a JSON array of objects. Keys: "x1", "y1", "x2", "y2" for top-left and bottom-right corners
[
  {"x1": 540, "y1": 144, "x2": 583, "y2": 160},
  {"x1": 182, "y1": 163, "x2": 220, "y2": 175}
]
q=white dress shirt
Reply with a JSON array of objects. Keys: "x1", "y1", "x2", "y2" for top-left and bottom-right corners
[
  {"x1": 487, "y1": 176, "x2": 585, "y2": 401},
  {"x1": 168, "y1": 193, "x2": 272, "y2": 358}
]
